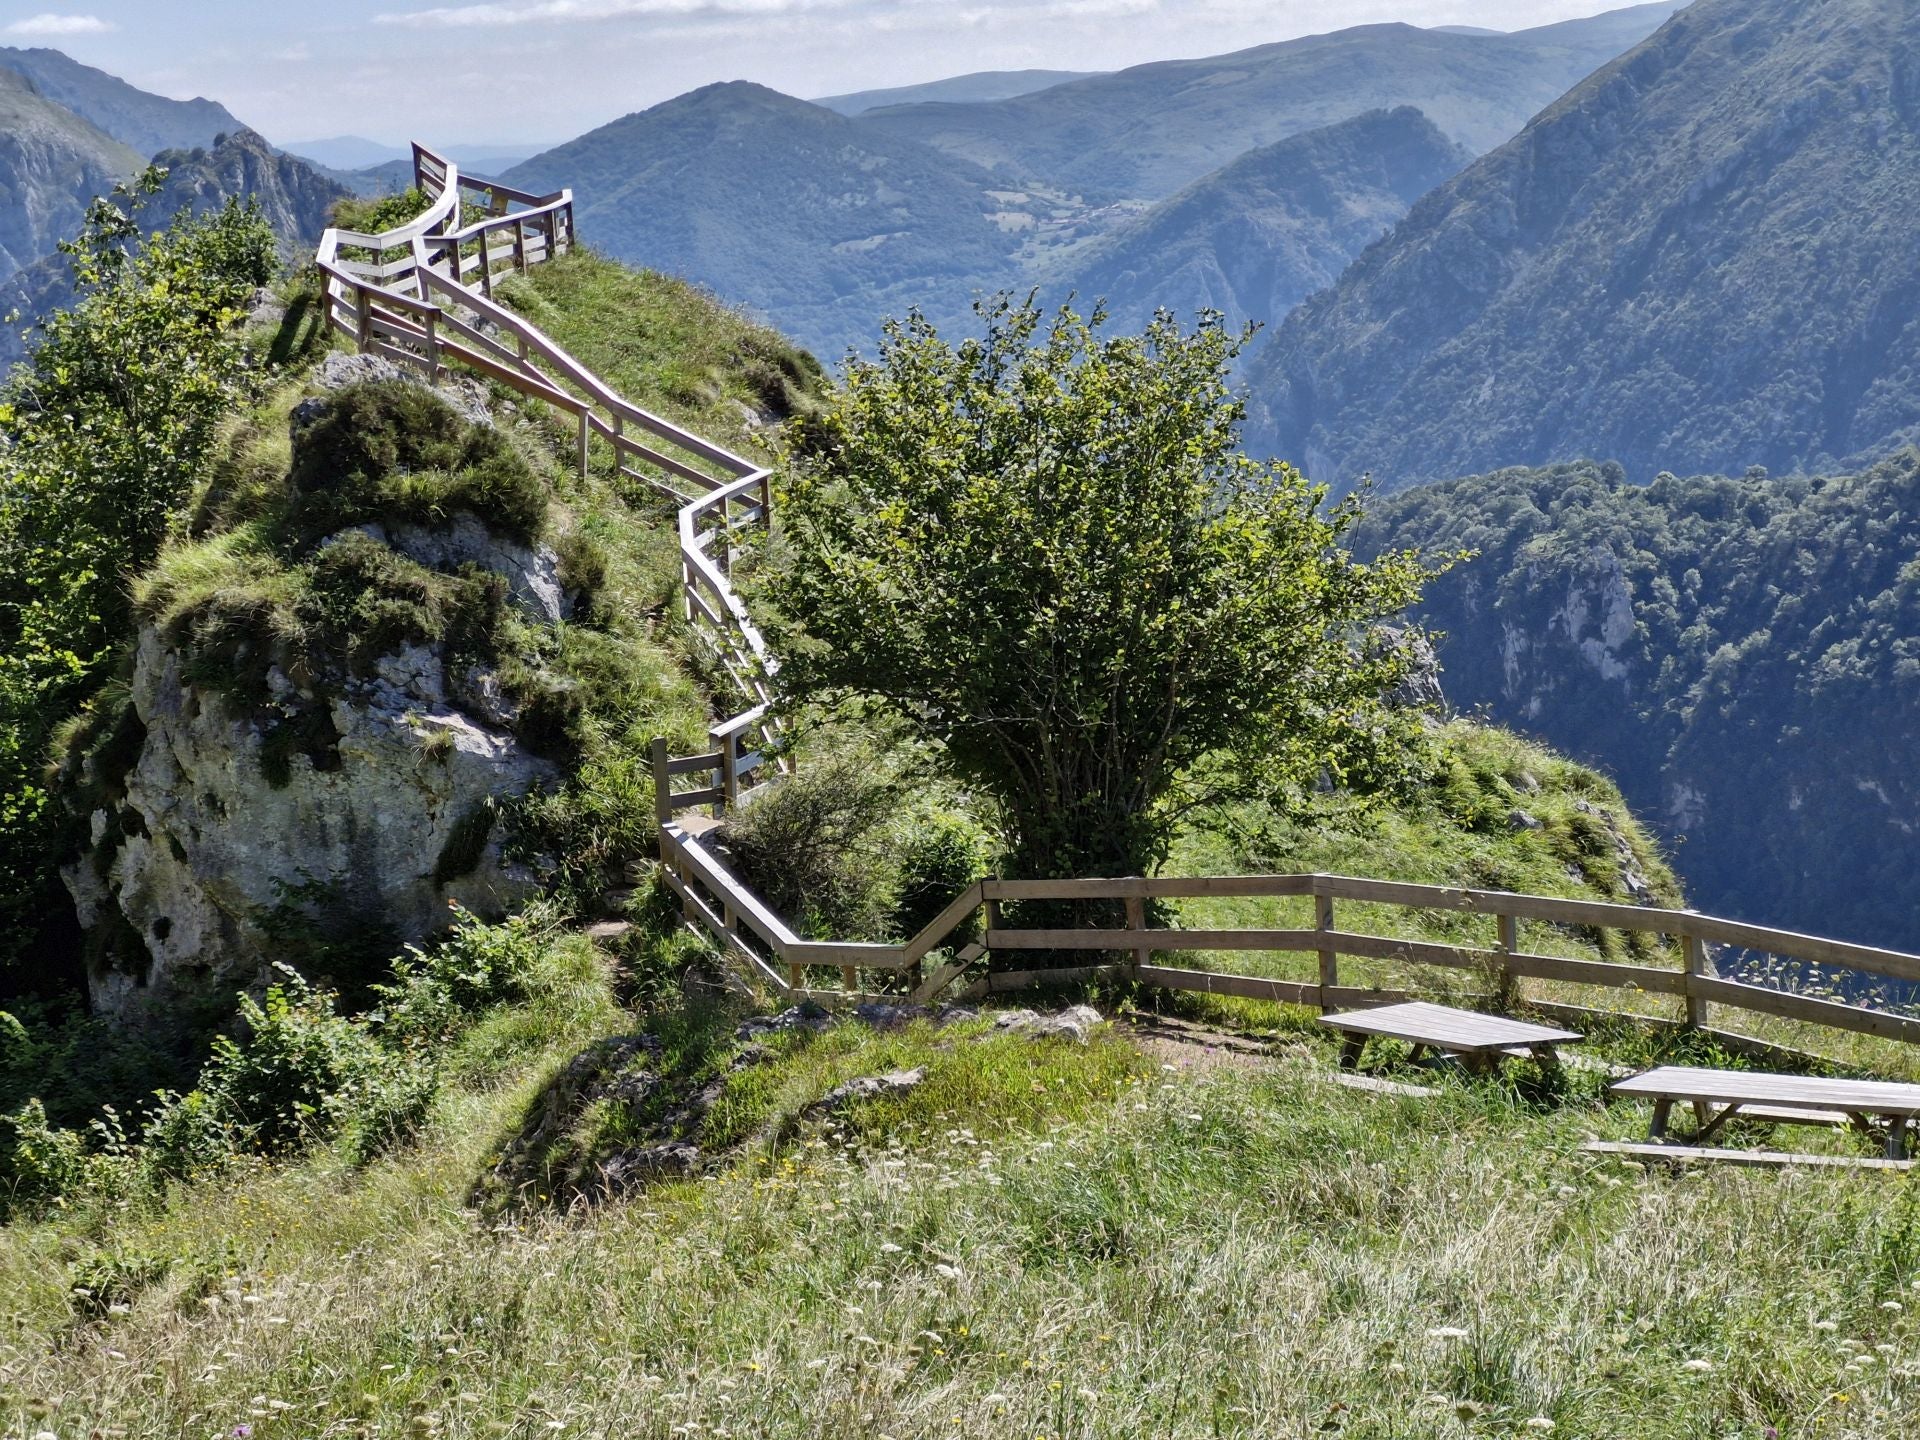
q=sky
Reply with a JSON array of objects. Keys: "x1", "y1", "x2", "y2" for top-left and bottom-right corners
[{"x1": 1, "y1": 0, "x2": 1647, "y2": 148}]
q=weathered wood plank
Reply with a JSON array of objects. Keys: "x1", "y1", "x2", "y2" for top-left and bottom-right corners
[{"x1": 1581, "y1": 1140, "x2": 1913, "y2": 1172}]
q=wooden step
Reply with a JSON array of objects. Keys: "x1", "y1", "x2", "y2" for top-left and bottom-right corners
[{"x1": 1582, "y1": 1140, "x2": 1913, "y2": 1171}]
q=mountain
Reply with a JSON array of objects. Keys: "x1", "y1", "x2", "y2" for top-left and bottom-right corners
[
  {"x1": 852, "y1": 2, "x2": 1687, "y2": 202},
  {"x1": 1252, "y1": 0, "x2": 1920, "y2": 490},
  {"x1": 814, "y1": 69, "x2": 1101, "y2": 117},
  {"x1": 285, "y1": 135, "x2": 411, "y2": 170},
  {"x1": 1356, "y1": 452, "x2": 1920, "y2": 950},
  {"x1": 2, "y1": 130, "x2": 346, "y2": 369},
  {"x1": 0, "y1": 65, "x2": 140, "y2": 282},
  {"x1": 0, "y1": 47, "x2": 243, "y2": 158},
  {"x1": 145, "y1": 129, "x2": 350, "y2": 261},
  {"x1": 503, "y1": 81, "x2": 1035, "y2": 360},
  {"x1": 1054, "y1": 107, "x2": 1469, "y2": 337}
]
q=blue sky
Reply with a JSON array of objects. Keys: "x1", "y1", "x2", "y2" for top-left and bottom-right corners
[{"x1": 2, "y1": 0, "x2": 1646, "y2": 148}]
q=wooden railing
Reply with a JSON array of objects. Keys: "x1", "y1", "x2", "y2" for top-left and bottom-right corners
[
  {"x1": 314, "y1": 146, "x2": 1920, "y2": 1058},
  {"x1": 652, "y1": 815, "x2": 1920, "y2": 1049},
  {"x1": 314, "y1": 143, "x2": 781, "y2": 778}
]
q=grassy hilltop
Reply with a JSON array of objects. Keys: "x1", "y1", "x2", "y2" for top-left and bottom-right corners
[{"x1": 5, "y1": 242, "x2": 1920, "y2": 1440}]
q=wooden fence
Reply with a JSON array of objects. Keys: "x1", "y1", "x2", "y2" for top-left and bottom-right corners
[
  {"x1": 317, "y1": 146, "x2": 1920, "y2": 1058},
  {"x1": 313, "y1": 143, "x2": 782, "y2": 778},
  {"x1": 652, "y1": 808, "x2": 1920, "y2": 1049}
]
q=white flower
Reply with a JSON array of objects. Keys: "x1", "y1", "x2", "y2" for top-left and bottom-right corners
[
  {"x1": 1426, "y1": 1326, "x2": 1470, "y2": 1340},
  {"x1": 1814, "y1": 1320, "x2": 1840, "y2": 1332},
  {"x1": 1682, "y1": 1358, "x2": 1714, "y2": 1373},
  {"x1": 879, "y1": 1243, "x2": 902, "y2": 1254},
  {"x1": 1524, "y1": 1420, "x2": 1556, "y2": 1433},
  {"x1": 1884, "y1": 1301, "x2": 1905, "y2": 1312},
  {"x1": 934, "y1": 1263, "x2": 961, "y2": 1279}
]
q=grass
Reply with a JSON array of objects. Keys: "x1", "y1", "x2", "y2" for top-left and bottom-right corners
[
  {"x1": 492, "y1": 248, "x2": 828, "y2": 465},
  {"x1": 7, "y1": 955, "x2": 1920, "y2": 1438}
]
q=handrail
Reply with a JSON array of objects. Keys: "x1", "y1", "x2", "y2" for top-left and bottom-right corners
[{"x1": 313, "y1": 143, "x2": 782, "y2": 776}]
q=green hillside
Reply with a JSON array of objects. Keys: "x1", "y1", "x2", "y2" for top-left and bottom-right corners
[
  {"x1": 1252, "y1": 0, "x2": 1920, "y2": 489},
  {"x1": 1054, "y1": 107, "x2": 1468, "y2": 339},
  {"x1": 1354, "y1": 452, "x2": 1920, "y2": 951},
  {"x1": 9, "y1": 194, "x2": 1920, "y2": 1440}
]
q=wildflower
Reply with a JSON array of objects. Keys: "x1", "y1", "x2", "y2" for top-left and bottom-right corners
[
  {"x1": 1524, "y1": 1420, "x2": 1555, "y2": 1432},
  {"x1": 934, "y1": 1264, "x2": 962, "y2": 1279},
  {"x1": 1814, "y1": 1320, "x2": 1840, "y2": 1332},
  {"x1": 1884, "y1": 1301, "x2": 1905, "y2": 1312},
  {"x1": 232, "y1": 1429, "x2": 254, "y2": 1439},
  {"x1": 1426, "y1": 1326, "x2": 1470, "y2": 1340},
  {"x1": 1683, "y1": 1358, "x2": 1714, "y2": 1373},
  {"x1": 879, "y1": 1243, "x2": 902, "y2": 1254}
]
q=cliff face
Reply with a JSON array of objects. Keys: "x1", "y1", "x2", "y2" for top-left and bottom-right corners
[
  {"x1": 1356, "y1": 453, "x2": 1920, "y2": 949},
  {"x1": 61, "y1": 361, "x2": 581, "y2": 1018},
  {"x1": 0, "y1": 66, "x2": 139, "y2": 281},
  {"x1": 146, "y1": 129, "x2": 351, "y2": 264}
]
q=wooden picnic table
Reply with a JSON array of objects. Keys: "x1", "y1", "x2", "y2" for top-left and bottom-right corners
[
  {"x1": 1318, "y1": 1001, "x2": 1582, "y2": 1076},
  {"x1": 1610, "y1": 1065, "x2": 1920, "y2": 1160}
]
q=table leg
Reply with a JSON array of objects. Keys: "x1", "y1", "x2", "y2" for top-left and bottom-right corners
[
  {"x1": 1888, "y1": 1117, "x2": 1910, "y2": 1162},
  {"x1": 1691, "y1": 1103, "x2": 1742, "y2": 1146},
  {"x1": 1531, "y1": 1044, "x2": 1563, "y2": 1078},
  {"x1": 1339, "y1": 1033, "x2": 1366, "y2": 1071},
  {"x1": 1649, "y1": 1097, "x2": 1673, "y2": 1141}
]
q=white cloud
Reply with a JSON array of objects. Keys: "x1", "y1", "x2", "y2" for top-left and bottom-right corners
[
  {"x1": 4, "y1": 12, "x2": 115, "y2": 35},
  {"x1": 376, "y1": 0, "x2": 839, "y2": 27}
]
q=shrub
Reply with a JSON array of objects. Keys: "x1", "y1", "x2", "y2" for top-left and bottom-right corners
[
  {"x1": 287, "y1": 381, "x2": 548, "y2": 545},
  {"x1": 198, "y1": 969, "x2": 384, "y2": 1155}
]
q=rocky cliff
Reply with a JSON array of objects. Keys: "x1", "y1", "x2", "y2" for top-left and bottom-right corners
[
  {"x1": 1355, "y1": 453, "x2": 1920, "y2": 948},
  {"x1": 0, "y1": 66, "x2": 139, "y2": 282},
  {"x1": 61, "y1": 360, "x2": 585, "y2": 1017}
]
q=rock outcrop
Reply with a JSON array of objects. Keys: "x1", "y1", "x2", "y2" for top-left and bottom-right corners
[{"x1": 62, "y1": 374, "x2": 570, "y2": 1018}]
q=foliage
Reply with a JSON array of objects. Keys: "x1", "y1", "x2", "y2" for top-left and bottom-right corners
[
  {"x1": 286, "y1": 380, "x2": 549, "y2": 545},
  {"x1": 0, "y1": 172, "x2": 276, "y2": 969},
  {"x1": 1355, "y1": 452, "x2": 1920, "y2": 947},
  {"x1": 769, "y1": 296, "x2": 1441, "y2": 879},
  {"x1": 717, "y1": 727, "x2": 995, "y2": 942}
]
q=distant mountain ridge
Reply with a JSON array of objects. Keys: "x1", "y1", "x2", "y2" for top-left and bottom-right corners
[
  {"x1": 1251, "y1": 0, "x2": 1920, "y2": 488},
  {"x1": 815, "y1": 69, "x2": 1101, "y2": 117},
  {"x1": 1054, "y1": 107, "x2": 1470, "y2": 338},
  {"x1": 851, "y1": 2, "x2": 1686, "y2": 202},
  {"x1": 0, "y1": 46, "x2": 244, "y2": 158},
  {"x1": 1355, "y1": 452, "x2": 1920, "y2": 950}
]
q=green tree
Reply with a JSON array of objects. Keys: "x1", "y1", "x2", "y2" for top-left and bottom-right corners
[
  {"x1": 0, "y1": 169, "x2": 276, "y2": 970},
  {"x1": 768, "y1": 298, "x2": 1440, "y2": 880}
]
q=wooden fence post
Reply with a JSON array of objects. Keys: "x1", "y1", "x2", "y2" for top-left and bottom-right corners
[
  {"x1": 1315, "y1": 889, "x2": 1338, "y2": 1010},
  {"x1": 577, "y1": 410, "x2": 591, "y2": 479},
  {"x1": 1496, "y1": 912, "x2": 1519, "y2": 1009},
  {"x1": 649, "y1": 735, "x2": 673, "y2": 837},
  {"x1": 425, "y1": 310, "x2": 439, "y2": 383},
  {"x1": 718, "y1": 731, "x2": 740, "y2": 813},
  {"x1": 1124, "y1": 889, "x2": 1148, "y2": 982},
  {"x1": 1683, "y1": 930, "x2": 1710, "y2": 1030},
  {"x1": 355, "y1": 285, "x2": 374, "y2": 353}
]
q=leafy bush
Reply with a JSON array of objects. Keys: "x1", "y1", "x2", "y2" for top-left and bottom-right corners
[
  {"x1": 198, "y1": 969, "x2": 385, "y2": 1156},
  {"x1": 0, "y1": 176, "x2": 276, "y2": 968}
]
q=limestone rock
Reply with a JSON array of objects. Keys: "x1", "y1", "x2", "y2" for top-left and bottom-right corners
[
  {"x1": 64, "y1": 622, "x2": 557, "y2": 1019},
  {"x1": 808, "y1": 1068, "x2": 927, "y2": 1115},
  {"x1": 993, "y1": 1004, "x2": 1103, "y2": 1043}
]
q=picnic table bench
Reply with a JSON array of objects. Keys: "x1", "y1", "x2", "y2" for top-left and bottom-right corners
[
  {"x1": 1318, "y1": 1001, "x2": 1581, "y2": 1076},
  {"x1": 1608, "y1": 1065, "x2": 1920, "y2": 1161}
]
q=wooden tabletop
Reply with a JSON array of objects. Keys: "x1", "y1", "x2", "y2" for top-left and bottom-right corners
[
  {"x1": 1318, "y1": 1001, "x2": 1582, "y2": 1053},
  {"x1": 1611, "y1": 1065, "x2": 1920, "y2": 1117}
]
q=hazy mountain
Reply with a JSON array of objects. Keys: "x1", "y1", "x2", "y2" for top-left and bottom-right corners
[
  {"x1": 1252, "y1": 0, "x2": 1920, "y2": 490},
  {"x1": 286, "y1": 135, "x2": 410, "y2": 170},
  {"x1": 504, "y1": 81, "x2": 1034, "y2": 360},
  {"x1": 0, "y1": 66, "x2": 140, "y2": 282},
  {"x1": 1355, "y1": 453, "x2": 1920, "y2": 950},
  {"x1": 815, "y1": 69, "x2": 1101, "y2": 117},
  {"x1": 0, "y1": 47, "x2": 243, "y2": 157},
  {"x1": 1055, "y1": 107, "x2": 1469, "y2": 337},
  {"x1": 852, "y1": 1, "x2": 1686, "y2": 201},
  {"x1": 3, "y1": 129, "x2": 346, "y2": 369}
]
